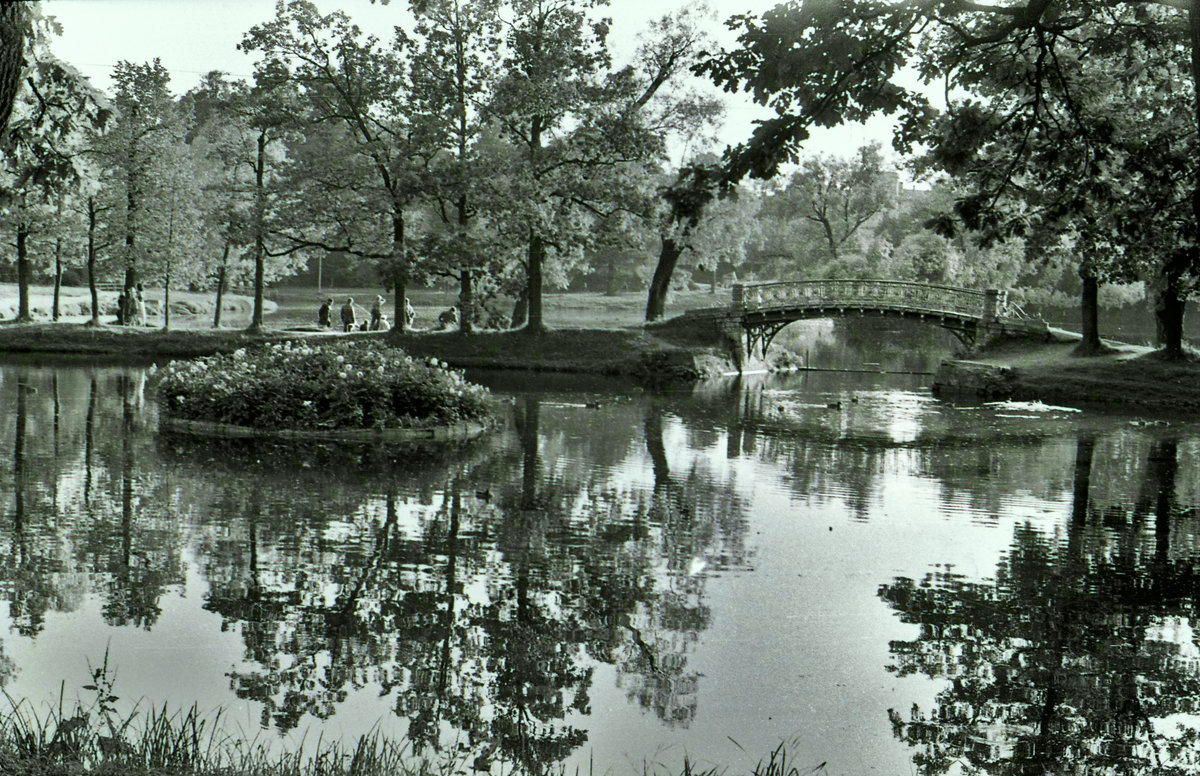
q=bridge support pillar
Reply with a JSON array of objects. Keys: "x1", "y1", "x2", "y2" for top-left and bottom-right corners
[
  {"x1": 715, "y1": 315, "x2": 752, "y2": 371},
  {"x1": 968, "y1": 289, "x2": 1010, "y2": 350},
  {"x1": 981, "y1": 289, "x2": 1006, "y2": 324}
]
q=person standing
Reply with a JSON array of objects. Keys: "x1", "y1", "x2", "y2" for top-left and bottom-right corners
[
  {"x1": 318, "y1": 297, "x2": 333, "y2": 328},
  {"x1": 404, "y1": 298, "x2": 416, "y2": 328},
  {"x1": 370, "y1": 295, "x2": 386, "y2": 330},
  {"x1": 340, "y1": 297, "x2": 356, "y2": 332}
]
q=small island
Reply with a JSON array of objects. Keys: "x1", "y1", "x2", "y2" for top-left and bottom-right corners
[{"x1": 153, "y1": 341, "x2": 495, "y2": 442}]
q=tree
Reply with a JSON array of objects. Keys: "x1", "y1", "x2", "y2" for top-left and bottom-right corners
[
  {"x1": 904, "y1": 9, "x2": 1190, "y2": 355},
  {"x1": 600, "y1": 7, "x2": 726, "y2": 322},
  {"x1": 243, "y1": 71, "x2": 303, "y2": 332},
  {"x1": 142, "y1": 139, "x2": 205, "y2": 330},
  {"x1": 408, "y1": 0, "x2": 505, "y2": 333},
  {"x1": 699, "y1": 0, "x2": 1200, "y2": 358},
  {"x1": 181, "y1": 70, "x2": 311, "y2": 332},
  {"x1": 0, "y1": 14, "x2": 107, "y2": 322},
  {"x1": 180, "y1": 72, "x2": 250, "y2": 328},
  {"x1": 99, "y1": 59, "x2": 178, "y2": 308},
  {"x1": 644, "y1": 163, "x2": 722, "y2": 320},
  {"x1": 0, "y1": 1, "x2": 30, "y2": 139},
  {"x1": 490, "y1": 0, "x2": 702, "y2": 330},
  {"x1": 486, "y1": 0, "x2": 611, "y2": 332},
  {"x1": 779, "y1": 143, "x2": 896, "y2": 262},
  {"x1": 680, "y1": 183, "x2": 761, "y2": 293},
  {"x1": 242, "y1": 0, "x2": 425, "y2": 331}
]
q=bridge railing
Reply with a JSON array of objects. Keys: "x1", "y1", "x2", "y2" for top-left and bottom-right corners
[{"x1": 734, "y1": 279, "x2": 991, "y2": 319}]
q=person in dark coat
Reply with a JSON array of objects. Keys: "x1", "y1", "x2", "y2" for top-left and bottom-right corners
[
  {"x1": 318, "y1": 298, "x2": 333, "y2": 328},
  {"x1": 340, "y1": 297, "x2": 356, "y2": 332}
]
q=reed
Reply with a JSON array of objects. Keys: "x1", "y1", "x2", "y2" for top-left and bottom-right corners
[
  {"x1": 0, "y1": 660, "x2": 826, "y2": 776},
  {"x1": 0, "y1": 691, "x2": 464, "y2": 776}
]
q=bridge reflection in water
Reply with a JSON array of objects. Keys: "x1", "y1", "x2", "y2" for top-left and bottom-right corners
[{"x1": 682, "y1": 279, "x2": 1048, "y2": 367}]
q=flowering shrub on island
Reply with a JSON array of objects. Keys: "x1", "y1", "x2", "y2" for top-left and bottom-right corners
[{"x1": 152, "y1": 341, "x2": 492, "y2": 430}]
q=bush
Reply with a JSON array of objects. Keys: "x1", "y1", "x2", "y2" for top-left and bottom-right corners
[{"x1": 152, "y1": 341, "x2": 491, "y2": 430}]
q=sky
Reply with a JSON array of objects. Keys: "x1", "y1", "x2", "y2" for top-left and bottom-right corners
[{"x1": 42, "y1": 0, "x2": 895, "y2": 164}]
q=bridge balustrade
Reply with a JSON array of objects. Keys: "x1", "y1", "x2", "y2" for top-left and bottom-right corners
[{"x1": 737, "y1": 279, "x2": 989, "y2": 319}]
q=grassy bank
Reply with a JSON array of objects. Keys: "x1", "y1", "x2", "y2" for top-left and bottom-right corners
[
  {"x1": 0, "y1": 322, "x2": 313, "y2": 359},
  {"x1": 390, "y1": 327, "x2": 717, "y2": 379},
  {"x1": 0, "y1": 322, "x2": 722, "y2": 380},
  {"x1": 966, "y1": 335, "x2": 1200, "y2": 412},
  {"x1": 0, "y1": 284, "x2": 732, "y2": 378}
]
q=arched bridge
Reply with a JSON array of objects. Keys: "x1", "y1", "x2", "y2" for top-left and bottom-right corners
[{"x1": 680, "y1": 279, "x2": 1048, "y2": 369}]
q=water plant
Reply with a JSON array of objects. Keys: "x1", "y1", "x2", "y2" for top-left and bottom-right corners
[{"x1": 152, "y1": 341, "x2": 492, "y2": 431}]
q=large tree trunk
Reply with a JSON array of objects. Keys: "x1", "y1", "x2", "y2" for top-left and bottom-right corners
[
  {"x1": 87, "y1": 198, "x2": 100, "y2": 326},
  {"x1": 1072, "y1": 270, "x2": 1103, "y2": 356},
  {"x1": 644, "y1": 168, "x2": 715, "y2": 322},
  {"x1": 525, "y1": 229, "x2": 545, "y2": 332},
  {"x1": 213, "y1": 243, "x2": 229, "y2": 328},
  {"x1": 1168, "y1": 2, "x2": 1200, "y2": 358},
  {"x1": 16, "y1": 221, "x2": 30, "y2": 322},
  {"x1": 249, "y1": 132, "x2": 267, "y2": 332},
  {"x1": 122, "y1": 141, "x2": 139, "y2": 320},
  {"x1": 524, "y1": 115, "x2": 546, "y2": 334},
  {"x1": 646, "y1": 236, "x2": 685, "y2": 322},
  {"x1": 163, "y1": 187, "x2": 176, "y2": 331},
  {"x1": 1155, "y1": 284, "x2": 1186, "y2": 356},
  {"x1": 0, "y1": 3, "x2": 26, "y2": 139},
  {"x1": 53, "y1": 235, "x2": 63, "y2": 321},
  {"x1": 459, "y1": 268, "x2": 474, "y2": 334}
]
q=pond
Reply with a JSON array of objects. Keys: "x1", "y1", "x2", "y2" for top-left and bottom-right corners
[{"x1": 3, "y1": 320, "x2": 1200, "y2": 775}]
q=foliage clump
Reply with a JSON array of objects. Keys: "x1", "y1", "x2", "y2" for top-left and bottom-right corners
[{"x1": 153, "y1": 341, "x2": 491, "y2": 430}]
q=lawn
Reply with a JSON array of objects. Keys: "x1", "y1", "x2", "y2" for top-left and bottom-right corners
[
  {"x1": 0, "y1": 281, "x2": 729, "y2": 330},
  {"x1": 267, "y1": 284, "x2": 727, "y2": 330}
]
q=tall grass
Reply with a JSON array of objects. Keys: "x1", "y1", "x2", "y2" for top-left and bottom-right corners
[
  {"x1": 0, "y1": 697, "x2": 835, "y2": 776},
  {"x1": 0, "y1": 657, "x2": 827, "y2": 776},
  {"x1": 0, "y1": 689, "x2": 465, "y2": 776}
]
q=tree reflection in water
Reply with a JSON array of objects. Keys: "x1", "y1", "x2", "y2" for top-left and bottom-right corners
[
  {"x1": 880, "y1": 431, "x2": 1200, "y2": 774},
  {"x1": 160, "y1": 393, "x2": 747, "y2": 773}
]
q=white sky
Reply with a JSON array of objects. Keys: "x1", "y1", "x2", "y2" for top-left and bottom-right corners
[{"x1": 43, "y1": 0, "x2": 894, "y2": 162}]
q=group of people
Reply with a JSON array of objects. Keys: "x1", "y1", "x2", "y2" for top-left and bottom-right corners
[
  {"x1": 319, "y1": 295, "x2": 465, "y2": 333},
  {"x1": 319, "y1": 295, "x2": 418, "y2": 332},
  {"x1": 115, "y1": 283, "x2": 148, "y2": 326}
]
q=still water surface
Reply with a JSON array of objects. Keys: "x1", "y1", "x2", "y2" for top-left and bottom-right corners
[{"x1": 4, "y1": 323, "x2": 1200, "y2": 774}]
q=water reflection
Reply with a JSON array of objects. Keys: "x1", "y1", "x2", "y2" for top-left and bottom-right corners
[
  {"x1": 881, "y1": 431, "x2": 1200, "y2": 774},
  {"x1": 6, "y1": 359, "x2": 1200, "y2": 774},
  {"x1": 15, "y1": 373, "x2": 748, "y2": 771}
]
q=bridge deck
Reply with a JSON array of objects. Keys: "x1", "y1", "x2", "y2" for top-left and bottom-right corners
[{"x1": 738, "y1": 279, "x2": 990, "y2": 321}]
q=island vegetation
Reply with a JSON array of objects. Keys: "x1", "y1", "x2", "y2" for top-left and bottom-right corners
[{"x1": 153, "y1": 341, "x2": 492, "y2": 433}]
